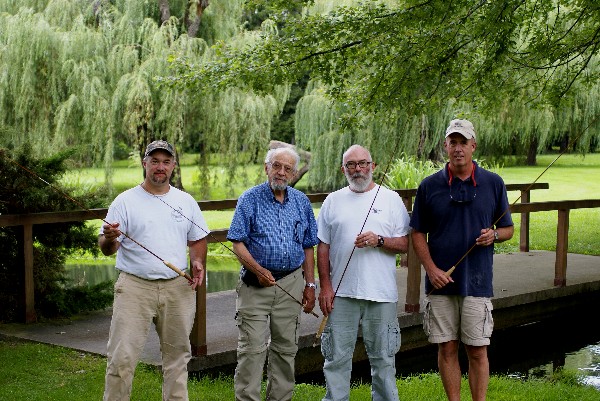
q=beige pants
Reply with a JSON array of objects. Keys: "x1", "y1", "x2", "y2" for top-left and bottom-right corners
[
  {"x1": 234, "y1": 269, "x2": 304, "y2": 401},
  {"x1": 103, "y1": 272, "x2": 196, "y2": 401}
]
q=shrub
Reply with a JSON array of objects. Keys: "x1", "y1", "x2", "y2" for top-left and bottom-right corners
[
  {"x1": 383, "y1": 153, "x2": 442, "y2": 189},
  {"x1": 0, "y1": 146, "x2": 111, "y2": 322}
]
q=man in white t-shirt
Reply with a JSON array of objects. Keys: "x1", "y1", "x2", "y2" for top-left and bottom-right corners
[
  {"x1": 317, "y1": 144, "x2": 410, "y2": 401},
  {"x1": 99, "y1": 140, "x2": 209, "y2": 401}
]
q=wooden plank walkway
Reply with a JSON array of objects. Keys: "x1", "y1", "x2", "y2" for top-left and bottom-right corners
[{"x1": 1, "y1": 251, "x2": 599, "y2": 376}]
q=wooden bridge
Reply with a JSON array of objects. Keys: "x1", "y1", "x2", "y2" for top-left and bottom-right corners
[{"x1": 1, "y1": 183, "x2": 600, "y2": 375}]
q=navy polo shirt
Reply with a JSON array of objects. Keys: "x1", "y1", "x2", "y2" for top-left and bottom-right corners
[{"x1": 410, "y1": 162, "x2": 513, "y2": 297}]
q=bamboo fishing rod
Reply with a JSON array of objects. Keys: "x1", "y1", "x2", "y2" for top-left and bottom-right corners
[
  {"x1": 1, "y1": 151, "x2": 194, "y2": 284},
  {"x1": 428, "y1": 116, "x2": 599, "y2": 295},
  {"x1": 150, "y1": 194, "x2": 319, "y2": 318}
]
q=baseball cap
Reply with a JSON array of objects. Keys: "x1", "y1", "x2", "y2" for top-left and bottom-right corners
[
  {"x1": 445, "y1": 119, "x2": 476, "y2": 140},
  {"x1": 144, "y1": 140, "x2": 175, "y2": 157}
]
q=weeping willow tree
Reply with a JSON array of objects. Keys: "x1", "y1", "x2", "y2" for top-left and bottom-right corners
[
  {"x1": 295, "y1": 80, "x2": 465, "y2": 190},
  {"x1": 0, "y1": 0, "x2": 287, "y2": 198}
]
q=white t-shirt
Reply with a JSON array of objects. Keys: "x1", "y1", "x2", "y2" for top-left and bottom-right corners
[
  {"x1": 100, "y1": 185, "x2": 208, "y2": 280},
  {"x1": 317, "y1": 185, "x2": 410, "y2": 302}
]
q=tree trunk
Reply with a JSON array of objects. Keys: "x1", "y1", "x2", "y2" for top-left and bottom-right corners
[
  {"x1": 138, "y1": 122, "x2": 151, "y2": 180},
  {"x1": 269, "y1": 140, "x2": 311, "y2": 188},
  {"x1": 158, "y1": 0, "x2": 171, "y2": 25},
  {"x1": 185, "y1": 0, "x2": 210, "y2": 38},
  {"x1": 170, "y1": 152, "x2": 185, "y2": 191},
  {"x1": 417, "y1": 114, "x2": 427, "y2": 159},
  {"x1": 526, "y1": 136, "x2": 539, "y2": 166}
]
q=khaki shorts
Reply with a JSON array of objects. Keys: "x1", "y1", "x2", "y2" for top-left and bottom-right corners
[{"x1": 423, "y1": 295, "x2": 494, "y2": 346}]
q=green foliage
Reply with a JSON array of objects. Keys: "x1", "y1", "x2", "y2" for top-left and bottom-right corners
[
  {"x1": 41, "y1": 281, "x2": 113, "y2": 318},
  {"x1": 0, "y1": 147, "x2": 108, "y2": 322},
  {"x1": 384, "y1": 153, "x2": 443, "y2": 190}
]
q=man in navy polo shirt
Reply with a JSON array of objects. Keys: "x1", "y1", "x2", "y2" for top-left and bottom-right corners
[{"x1": 410, "y1": 119, "x2": 514, "y2": 401}]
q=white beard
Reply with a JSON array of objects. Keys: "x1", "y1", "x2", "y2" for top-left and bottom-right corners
[{"x1": 345, "y1": 170, "x2": 372, "y2": 193}]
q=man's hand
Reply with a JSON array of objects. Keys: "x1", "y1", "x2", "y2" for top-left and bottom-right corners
[
  {"x1": 190, "y1": 260, "x2": 205, "y2": 290},
  {"x1": 475, "y1": 227, "x2": 495, "y2": 247},
  {"x1": 102, "y1": 222, "x2": 121, "y2": 241},
  {"x1": 302, "y1": 285, "x2": 316, "y2": 313},
  {"x1": 427, "y1": 265, "x2": 455, "y2": 290},
  {"x1": 257, "y1": 268, "x2": 276, "y2": 287},
  {"x1": 99, "y1": 222, "x2": 121, "y2": 256},
  {"x1": 317, "y1": 283, "x2": 335, "y2": 316}
]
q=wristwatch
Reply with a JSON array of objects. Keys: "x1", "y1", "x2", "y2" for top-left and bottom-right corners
[
  {"x1": 376, "y1": 235, "x2": 385, "y2": 247},
  {"x1": 305, "y1": 282, "x2": 317, "y2": 289},
  {"x1": 494, "y1": 230, "x2": 499, "y2": 241}
]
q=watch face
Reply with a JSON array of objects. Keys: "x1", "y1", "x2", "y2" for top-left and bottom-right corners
[{"x1": 377, "y1": 235, "x2": 384, "y2": 247}]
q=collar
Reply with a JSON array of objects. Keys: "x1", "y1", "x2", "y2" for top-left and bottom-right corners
[{"x1": 446, "y1": 161, "x2": 477, "y2": 187}]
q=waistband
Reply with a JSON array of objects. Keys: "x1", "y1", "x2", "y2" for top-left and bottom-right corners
[
  {"x1": 270, "y1": 267, "x2": 301, "y2": 281},
  {"x1": 120, "y1": 271, "x2": 178, "y2": 282}
]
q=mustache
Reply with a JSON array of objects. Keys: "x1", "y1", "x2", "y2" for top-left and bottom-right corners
[{"x1": 350, "y1": 172, "x2": 368, "y2": 180}]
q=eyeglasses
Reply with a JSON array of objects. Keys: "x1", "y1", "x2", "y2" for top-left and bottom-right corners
[
  {"x1": 267, "y1": 161, "x2": 295, "y2": 174},
  {"x1": 344, "y1": 160, "x2": 373, "y2": 170},
  {"x1": 449, "y1": 181, "x2": 477, "y2": 203}
]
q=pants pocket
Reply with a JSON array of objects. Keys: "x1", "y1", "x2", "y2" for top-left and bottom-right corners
[
  {"x1": 387, "y1": 322, "x2": 402, "y2": 357},
  {"x1": 483, "y1": 300, "x2": 494, "y2": 338},
  {"x1": 320, "y1": 327, "x2": 333, "y2": 361},
  {"x1": 422, "y1": 298, "x2": 432, "y2": 336}
]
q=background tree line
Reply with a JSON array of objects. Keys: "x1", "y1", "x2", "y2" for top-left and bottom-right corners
[{"x1": 2, "y1": 0, "x2": 600, "y2": 193}]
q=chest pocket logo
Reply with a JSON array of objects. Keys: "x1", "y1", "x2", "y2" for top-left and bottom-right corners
[{"x1": 171, "y1": 207, "x2": 184, "y2": 222}]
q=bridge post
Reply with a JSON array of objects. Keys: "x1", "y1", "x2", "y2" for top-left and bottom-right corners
[
  {"x1": 554, "y1": 209, "x2": 569, "y2": 287},
  {"x1": 519, "y1": 189, "x2": 531, "y2": 252},
  {"x1": 190, "y1": 260, "x2": 208, "y2": 356}
]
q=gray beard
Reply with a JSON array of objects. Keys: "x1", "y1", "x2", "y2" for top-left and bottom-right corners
[
  {"x1": 346, "y1": 171, "x2": 372, "y2": 192},
  {"x1": 270, "y1": 181, "x2": 288, "y2": 191}
]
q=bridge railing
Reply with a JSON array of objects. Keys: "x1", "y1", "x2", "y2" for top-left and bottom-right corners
[{"x1": 9, "y1": 183, "x2": 599, "y2": 357}]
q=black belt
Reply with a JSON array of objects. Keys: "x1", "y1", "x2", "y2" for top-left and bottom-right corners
[
  {"x1": 271, "y1": 268, "x2": 301, "y2": 281},
  {"x1": 240, "y1": 267, "x2": 300, "y2": 287}
]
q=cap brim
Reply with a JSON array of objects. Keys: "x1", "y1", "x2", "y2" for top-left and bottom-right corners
[{"x1": 445, "y1": 130, "x2": 474, "y2": 139}]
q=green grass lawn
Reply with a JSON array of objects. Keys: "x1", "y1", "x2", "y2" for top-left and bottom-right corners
[
  {"x1": 1, "y1": 338, "x2": 598, "y2": 401},
  {"x1": 497, "y1": 153, "x2": 600, "y2": 255}
]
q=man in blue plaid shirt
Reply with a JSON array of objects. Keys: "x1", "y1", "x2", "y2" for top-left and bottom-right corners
[{"x1": 227, "y1": 147, "x2": 319, "y2": 401}]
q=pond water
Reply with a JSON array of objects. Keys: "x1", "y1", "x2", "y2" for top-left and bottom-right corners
[{"x1": 65, "y1": 257, "x2": 240, "y2": 293}]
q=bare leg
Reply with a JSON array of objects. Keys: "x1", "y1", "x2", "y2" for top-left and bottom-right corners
[
  {"x1": 438, "y1": 340, "x2": 461, "y2": 401},
  {"x1": 465, "y1": 344, "x2": 489, "y2": 401}
]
